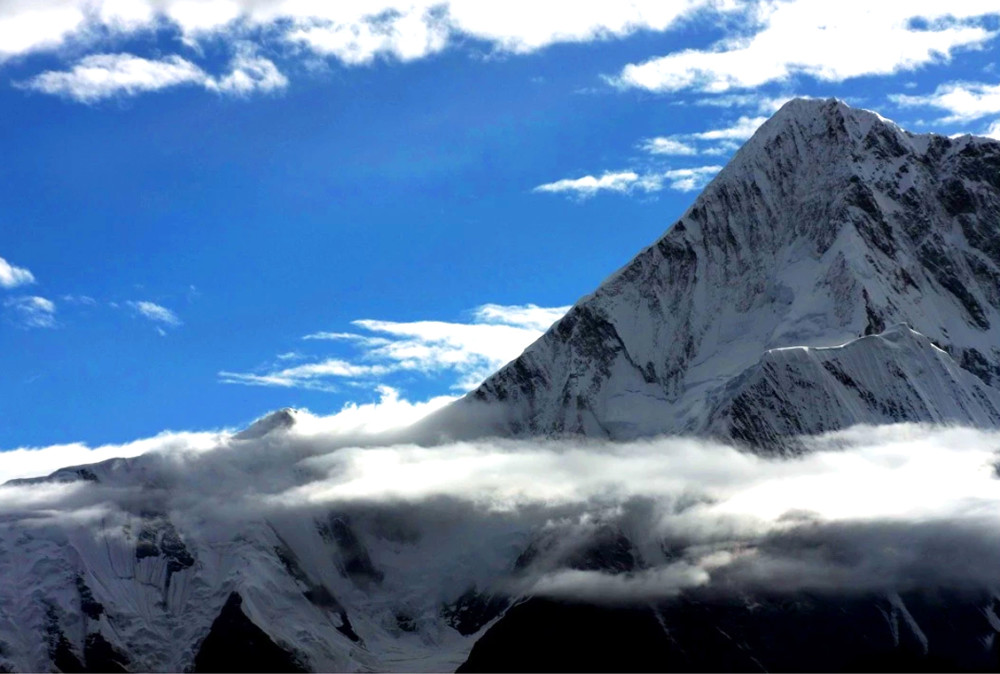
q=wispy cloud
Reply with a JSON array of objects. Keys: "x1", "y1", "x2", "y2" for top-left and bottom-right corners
[
  {"x1": 0, "y1": 256, "x2": 35, "y2": 288},
  {"x1": 202, "y1": 48, "x2": 288, "y2": 96},
  {"x1": 890, "y1": 80, "x2": 1000, "y2": 122},
  {"x1": 4, "y1": 295, "x2": 56, "y2": 328},
  {"x1": 687, "y1": 115, "x2": 768, "y2": 140},
  {"x1": 20, "y1": 51, "x2": 287, "y2": 102},
  {"x1": 61, "y1": 294, "x2": 96, "y2": 305},
  {"x1": 637, "y1": 115, "x2": 769, "y2": 163},
  {"x1": 638, "y1": 137, "x2": 698, "y2": 156},
  {"x1": 127, "y1": 300, "x2": 181, "y2": 327},
  {"x1": 692, "y1": 93, "x2": 797, "y2": 114},
  {"x1": 610, "y1": 3, "x2": 999, "y2": 93},
  {"x1": 661, "y1": 166, "x2": 723, "y2": 191},
  {"x1": 534, "y1": 166, "x2": 722, "y2": 199},
  {"x1": 533, "y1": 171, "x2": 651, "y2": 198},
  {"x1": 220, "y1": 303, "x2": 569, "y2": 392}
]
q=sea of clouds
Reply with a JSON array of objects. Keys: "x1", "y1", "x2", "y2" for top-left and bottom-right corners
[{"x1": 2, "y1": 392, "x2": 1000, "y2": 605}]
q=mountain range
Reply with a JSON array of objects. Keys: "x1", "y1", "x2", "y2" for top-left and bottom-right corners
[{"x1": 3, "y1": 98, "x2": 1000, "y2": 672}]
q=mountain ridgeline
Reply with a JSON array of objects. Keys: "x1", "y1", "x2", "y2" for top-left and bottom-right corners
[{"x1": 430, "y1": 98, "x2": 1000, "y2": 448}]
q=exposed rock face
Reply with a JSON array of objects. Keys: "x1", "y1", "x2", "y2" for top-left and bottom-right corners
[
  {"x1": 435, "y1": 99, "x2": 1000, "y2": 445},
  {"x1": 192, "y1": 593, "x2": 307, "y2": 673}
]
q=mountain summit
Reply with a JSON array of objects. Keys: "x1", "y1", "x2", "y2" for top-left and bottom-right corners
[{"x1": 437, "y1": 98, "x2": 1000, "y2": 446}]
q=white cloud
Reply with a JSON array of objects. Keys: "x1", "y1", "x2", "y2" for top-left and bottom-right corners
[
  {"x1": 534, "y1": 166, "x2": 721, "y2": 198},
  {"x1": 21, "y1": 51, "x2": 287, "y2": 102},
  {"x1": 219, "y1": 359, "x2": 389, "y2": 390},
  {"x1": 221, "y1": 302, "x2": 570, "y2": 392},
  {"x1": 693, "y1": 93, "x2": 797, "y2": 114},
  {"x1": 0, "y1": 0, "x2": 88, "y2": 61},
  {"x1": 439, "y1": 1, "x2": 721, "y2": 55},
  {"x1": 4, "y1": 295, "x2": 56, "y2": 328},
  {"x1": 0, "y1": 431, "x2": 221, "y2": 484},
  {"x1": 23, "y1": 53, "x2": 207, "y2": 102},
  {"x1": 127, "y1": 300, "x2": 181, "y2": 326},
  {"x1": 0, "y1": 1, "x2": 726, "y2": 66},
  {"x1": 637, "y1": 116, "x2": 768, "y2": 161},
  {"x1": 663, "y1": 166, "x2": 722, "y2": 191},
  {"x1": 639, "y1": 137, "x2": 698, "y2": 156},
  {"x1": 890, "y1": 81, "x2": 1000, "y2": 122},
  {"x1": 205, "y1": 49, "x2": 289, "y2": 95},
  {"x1": 0, "y1": 256, "x2": 34, "y2": 288},
  {"x1": 292, "y1": 385, "x2": 457, "y2": 437},
  {"x1": 3, "y1": 399, "x2": 1000, "y2": 616},
  {"x1": 611, "y1": 3, "x2": 1000, "y2": 93},
  {"x1": 688, "y1": 115, "x2": 768, "y2": 140},
  {"x1": 61, "y1": 294, "x2": 96, "y2": 305},
  {"x1": 533, "y1": 170, "x2": 645, "y2": 198},
  {"x1": 984, "y1": 119, "x2": 1000, "y2": 139},
  {"x1": 472, "y1": 303, "x2": 569, "y2": 332}
]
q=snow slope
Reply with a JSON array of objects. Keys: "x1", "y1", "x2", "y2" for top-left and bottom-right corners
[
  {"x1": 0, "y1": 435, "x2": 517, "y2": 673},
  {"x1": 433, "y1": 98, "x2": 1000, "y2": 444}
]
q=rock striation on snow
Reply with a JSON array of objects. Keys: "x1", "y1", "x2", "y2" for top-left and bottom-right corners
[{"x1": 435, "y1": 98, "x2": 1000, "y2": 446}]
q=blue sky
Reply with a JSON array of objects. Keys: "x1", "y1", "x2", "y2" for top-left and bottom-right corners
[{"x1": 4, "y1": 1, "x2": 1000, "y2": 450}]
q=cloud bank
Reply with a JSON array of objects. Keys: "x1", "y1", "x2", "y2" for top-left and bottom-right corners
[
  {"x1": 4, "y1": 411, "x2": 1000, "y2": 607},
  {"x1": 5, "y1": 2, "x2": 998, "y2": 110}
]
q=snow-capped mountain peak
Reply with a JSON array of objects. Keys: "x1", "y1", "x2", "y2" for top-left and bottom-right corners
[{"x1": 430, "y1": 97, "x2": 1000, "y2": 445}]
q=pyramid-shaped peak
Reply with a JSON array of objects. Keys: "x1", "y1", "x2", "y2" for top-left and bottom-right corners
[
  {"x1": 438, "y1": 98, "x2": 1000, "y2": 445},
  {"x1": 745, "y1": 97, "x2": 904, "y2": 152},
  {"x1": 772, "y1": 97, "x2": 894, "y2": 127},
  {"x1": 233, "y1": 407, "x2": 298, "y2": 440}
]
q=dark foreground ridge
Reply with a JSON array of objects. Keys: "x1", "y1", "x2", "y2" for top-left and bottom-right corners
[
  {"x1": 460, "y1": 593, "x2": 1000, "y2": 673},
  {"x1": 192, "y1": 593, "x2": 306, "y2": 673}
]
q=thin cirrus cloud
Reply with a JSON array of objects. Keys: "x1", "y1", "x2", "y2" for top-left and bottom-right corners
[
  {"x1": 127, "y1": 300, "x2": 181, "y2": 327},
  {"x1": 534, "y1": 166, "x2": 722, "y2": 199},
  {"x1": 0, "y1": 255, "x2": 34, "y2": 288},
  {"x1": 219, "y1": 302, "x2": 570, "y2": 393},
  {"x1": 638, "y1": 114, "x2": 770, "y2": 159},
  {"x1": 535, "y1": 113, "x2": 764, "y2": 200},
  {"x1": 21, "y1": 51, "x2": 288, "y2": 103},
  {"x1": 890, "y1": 81, "x2": 1000, "y2": 130},
  {"x1": 609, "y1": 2, "x2": 1000, "y2": 94},
  {"x1": 4, "y1": 295, "x2": 56, "y2": 329}
]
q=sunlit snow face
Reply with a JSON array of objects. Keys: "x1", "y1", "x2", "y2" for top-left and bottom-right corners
[{"x1": 2, "y1": 400, "x2": 1000, "y2": 604}]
